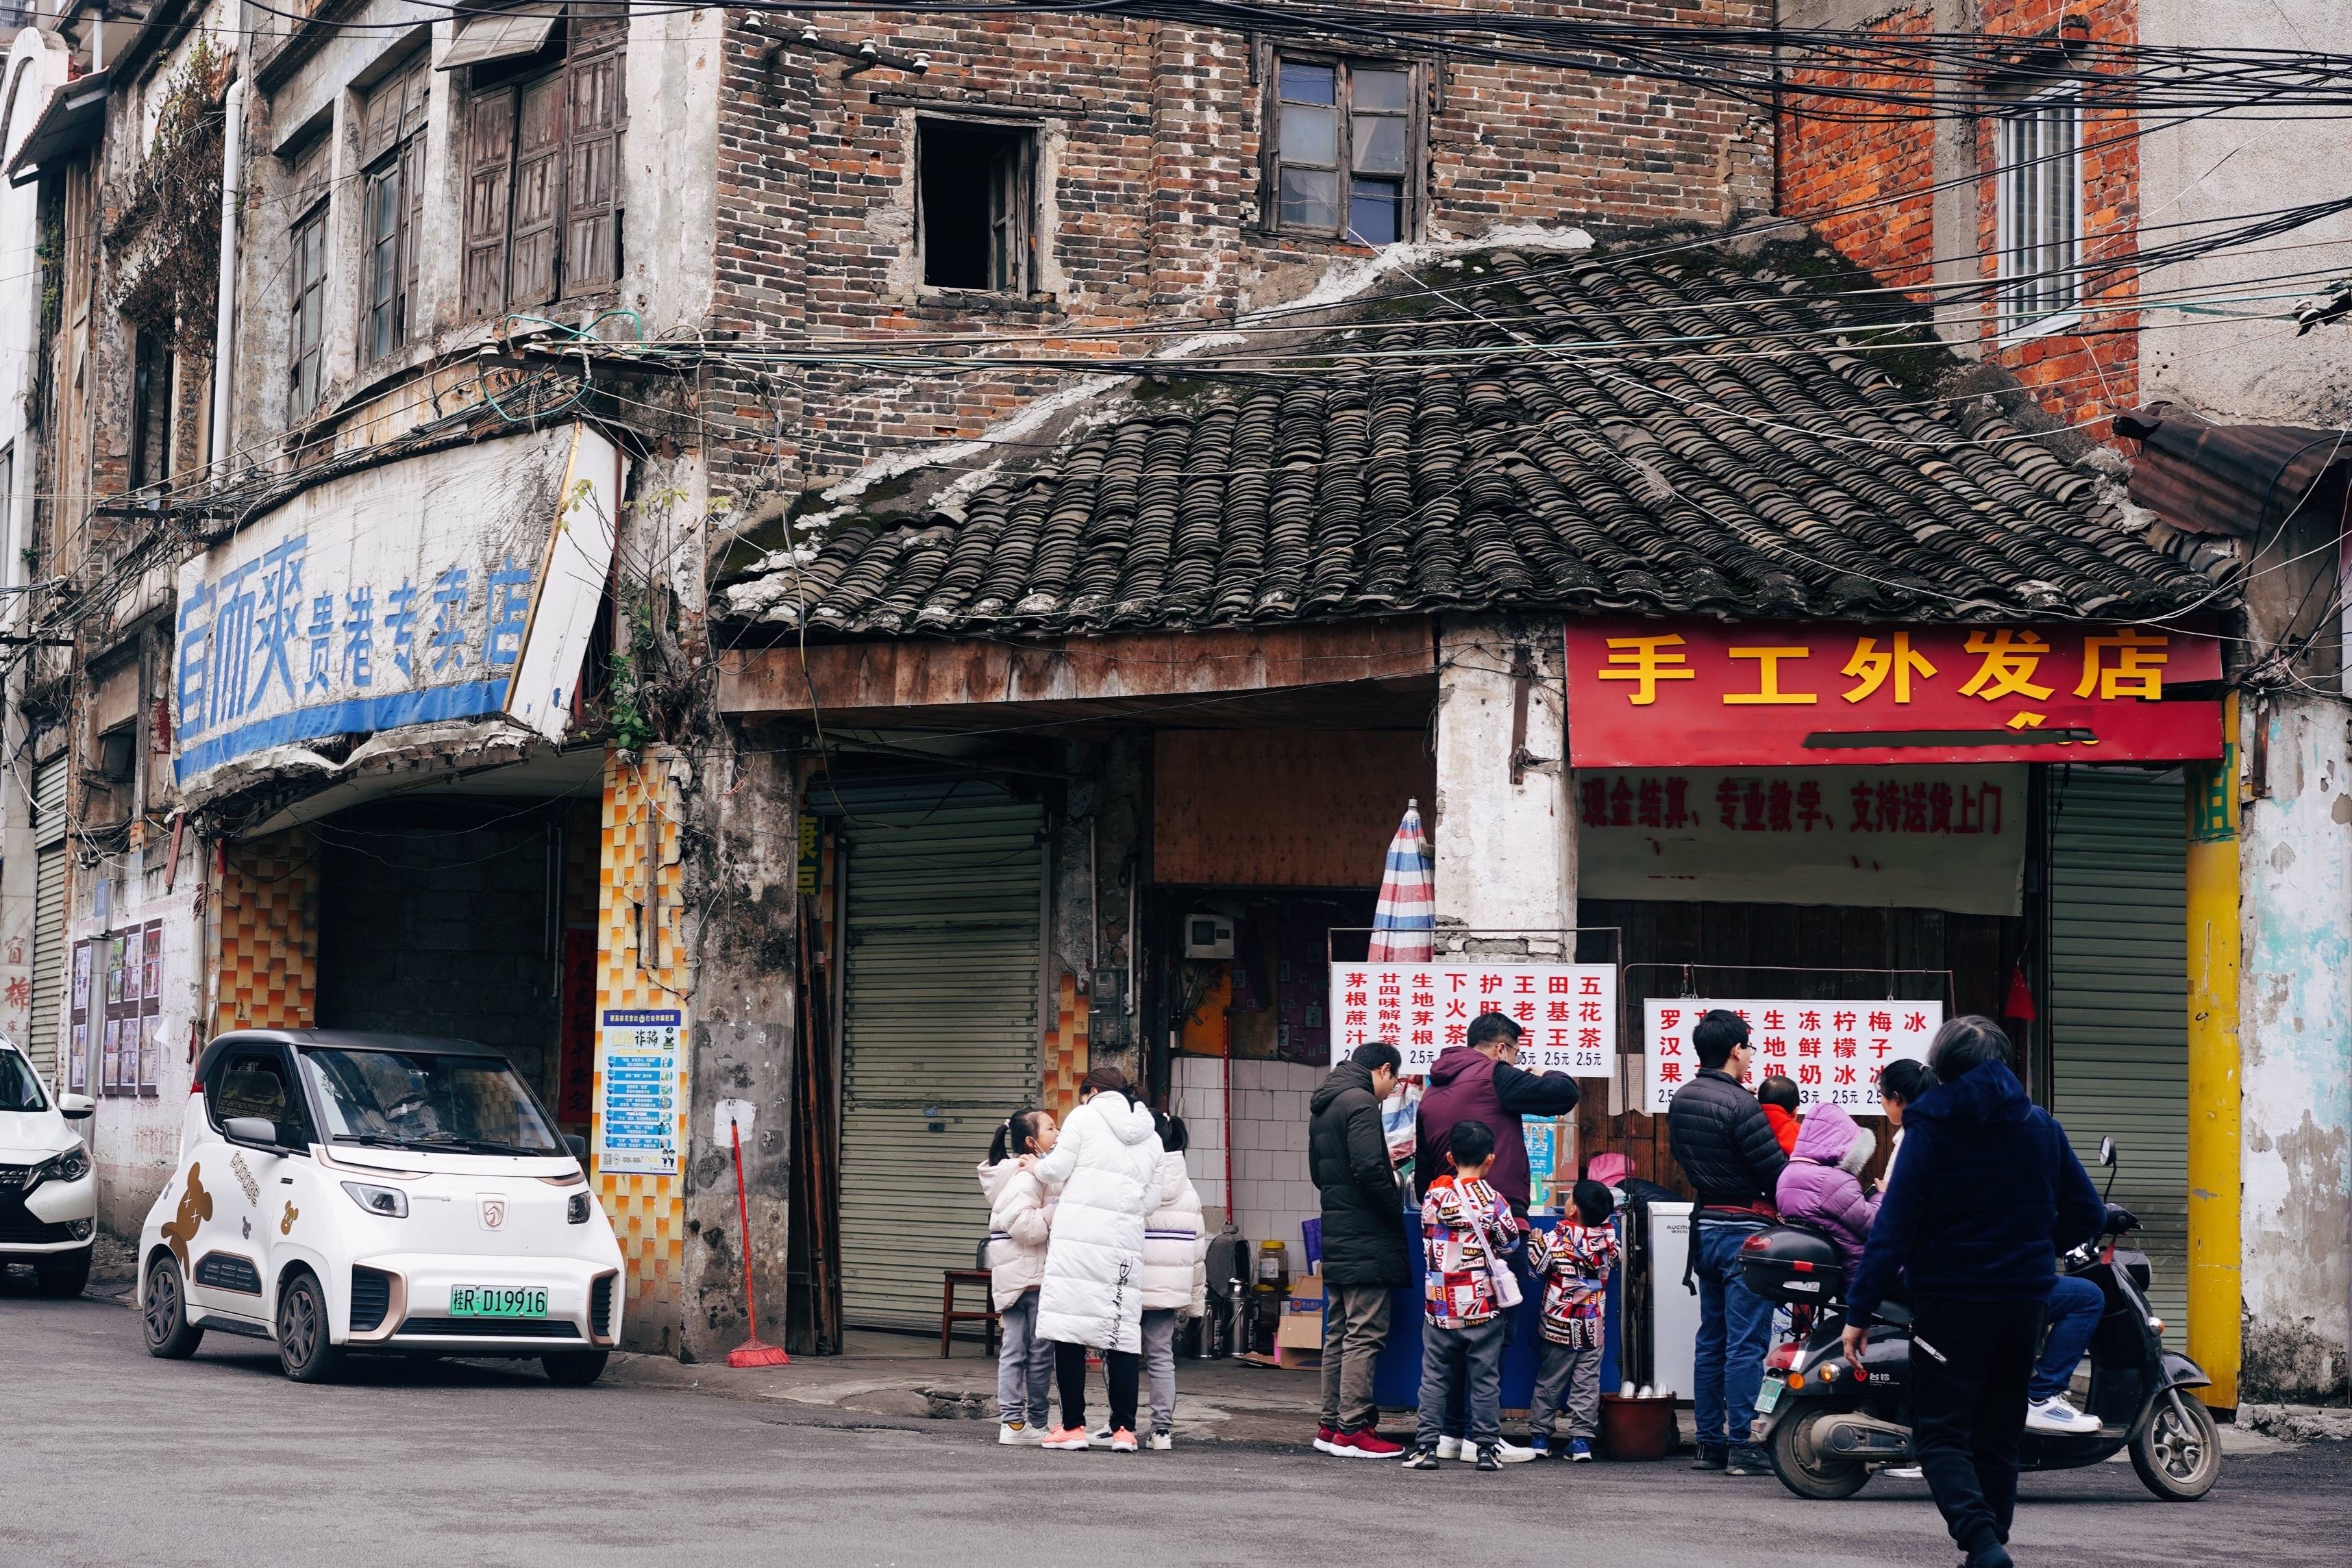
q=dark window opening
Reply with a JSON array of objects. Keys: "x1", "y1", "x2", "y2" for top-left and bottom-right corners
[
  {"x1": 129, "y1": 329, "x2": 173, "y2": 493},
  {"x1": 919, "y1": 121, "x2": 1033, "y2": 293}
]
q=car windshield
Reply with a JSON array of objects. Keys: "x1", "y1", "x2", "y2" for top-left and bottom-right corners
[
  {"x1": 0, "y1": 1049, "x2": 46, "y2": 1112},
  {"x1": 299, "y1": 1047, "x2": 562, "y2": 1155}
]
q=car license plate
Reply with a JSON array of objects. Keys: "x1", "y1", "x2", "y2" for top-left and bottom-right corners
[
  {"x1": 448, "y1": 1285, "x2": 548, "y2": 1318},
  {"x1": 1757, "y1": 1378, "x2": 1784, "y2": 1415}
]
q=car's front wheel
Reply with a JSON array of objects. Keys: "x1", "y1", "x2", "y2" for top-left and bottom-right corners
[
  {"x1": 34, "y1": 1245, "x2": 92, "y2": 1298},
  {"x1": 274, "y1": 1270, "x2": 347, "y2": 1384},
  {"x1": 542, "y1": 1349, "x2": 610, "y2": 1387},
  {"x1": 142, "y1": 1253, "x2": 204, "y2": 1358}
]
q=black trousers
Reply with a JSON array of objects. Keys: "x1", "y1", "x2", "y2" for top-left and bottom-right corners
[
  {"x1": 1910, "y1": 1295, "x2": 2047, "y2": 1557},
  {"x1": 1054, "y1": 1341, "x2": 1139, "y2": 1434}
]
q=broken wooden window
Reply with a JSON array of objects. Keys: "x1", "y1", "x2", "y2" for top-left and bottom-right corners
[
  {"x1": 360, "y1": 55, "x2": 430, "y2": 364},
  {"x1": 458, "y1": 5, "x2": 626, "y2": 321},
  {"x1": 917, "y1": 119, "x2": 1034, "y2": 293},
  {"x1": 129, "y1": 329, "x2": 173, "y2": 493},
  {"x1": 286, "y1": 132, "x2": 331, "y2": 417},
  {"x1": 1270, "y1": 58, "x2": 1415, "y2": 245}
]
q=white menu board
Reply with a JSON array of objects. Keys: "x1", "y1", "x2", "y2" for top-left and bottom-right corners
[
  {"x1": 1642, "y1": 998, "x2": 1942, "y2": 1115},
  {"x1": 1330, "y1": 962, "x2": 1619, "y2": 1077}
]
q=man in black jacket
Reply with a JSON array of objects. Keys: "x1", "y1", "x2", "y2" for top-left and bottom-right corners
[
  {"x1": 1309, "y1": 1041, "x2": 1407, "y2": 1458},
  {"x1": 1666, "y1": 1008, "x2": 1788, "y2": 1476},
  {"x1": 1842, "y1": 1018, "x2": 2106, "y2": 1568}
]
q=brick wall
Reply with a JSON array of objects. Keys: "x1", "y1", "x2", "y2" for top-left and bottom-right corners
[
  {"x1": 1779, "y1": 3, "x2": 2140, "y2": 431},
  {"x1": 710, "y1": 5, "x2": 1774, "y2": 497}
]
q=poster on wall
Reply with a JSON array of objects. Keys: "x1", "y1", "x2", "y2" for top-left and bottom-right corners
[
  {"x1": 67, "y1": 941, "x2": 90, "y2": 1093},
  {"x1": 1642, "y1": 998, "x2": 1944, "y2": 1115},
  {"x1": 596, "y1": 1008, "x2": 682, "y2": 1176},
  {"x1": 1330, "y1": 962, "x2": 1619, "y2": 1078}
]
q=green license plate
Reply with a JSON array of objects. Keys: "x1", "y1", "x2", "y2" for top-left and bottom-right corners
[
  {"x1": 1757, "y1": 1378, "x2": 1785, "y2": 1415},
  {"x1": 448, "y1": 1285, "x2": 549, "y2": 1318}
]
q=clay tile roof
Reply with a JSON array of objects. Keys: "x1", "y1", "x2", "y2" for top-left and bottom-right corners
[{"x1": 722, "y1": 245, "x2": 2225, "y2": 638}]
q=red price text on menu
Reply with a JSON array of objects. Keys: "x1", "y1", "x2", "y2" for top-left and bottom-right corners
[
  {"x1": 1331, "y1": 964, "x2": 1619, "y2": 1078},
  {"x1": 1642, "y1": 998, "x2": 1942, "y2": 1115}
]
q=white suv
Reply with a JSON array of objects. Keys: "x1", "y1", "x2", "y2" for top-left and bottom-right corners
[
  {"x1": 138, "y1": 1030, "x2": 624, "y2": 1384},
  {"x1": 0, "y1": 1039, "x2": 97, "y2": 1295}
]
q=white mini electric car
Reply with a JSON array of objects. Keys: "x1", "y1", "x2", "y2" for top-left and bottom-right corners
[
  {"x1": 138, "y1": 1030, "x2": 623, "y2": 1384},
  {"x1": 1, "y1": 1039, "x2": 97, "y2": 1294}
]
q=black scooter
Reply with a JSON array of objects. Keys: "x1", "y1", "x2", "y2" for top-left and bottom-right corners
[{"x1": 1744, "y1": 1136, "x2": 2221, "y2": 1503}]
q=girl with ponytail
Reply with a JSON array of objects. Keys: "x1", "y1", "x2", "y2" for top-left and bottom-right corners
[{"x1": 979, "y1": 1106, "x2": 1059, "y2": 1443}]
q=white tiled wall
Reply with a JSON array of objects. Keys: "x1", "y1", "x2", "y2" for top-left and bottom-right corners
[{"x1": 1172, "y1": 1054, "x2": 1325, "y2": 1275}]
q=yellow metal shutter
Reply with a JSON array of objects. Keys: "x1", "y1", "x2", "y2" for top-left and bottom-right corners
[
  {"x1": 2048, "y1": 767, "x2": 2189, "y2": 1329},
  {"x1": 824, "y1": 777, "x2": 1043, "y2": 1332}
]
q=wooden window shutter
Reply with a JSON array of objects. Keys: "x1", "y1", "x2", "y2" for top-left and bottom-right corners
[
  {"x1": 462, "y1": 88, "x2": 517, "y2": 318},
  {"x1": 560, "y1": 47, "x2": 623, "y2": 295},
  {"x1": 508, "y1": 75, "x2": 564, "y2": 310},
  {"x1": 401, "y1": 134, "x2": 425, "y2": 332}
]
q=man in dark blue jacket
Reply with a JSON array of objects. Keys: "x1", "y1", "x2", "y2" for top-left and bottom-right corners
[{"x1": 1844, "y1": 1018, "x2": 2105, "y2": 1568}]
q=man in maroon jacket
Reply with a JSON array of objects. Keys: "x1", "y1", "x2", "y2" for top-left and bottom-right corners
[{"x1": 1416, "y1": 1012, "x2": 1583, "y2": 1218}]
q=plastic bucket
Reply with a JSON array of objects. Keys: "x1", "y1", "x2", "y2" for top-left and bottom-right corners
[{"x1": 1598, "y1": 1393, "x2": 1676, "y2": 1460}]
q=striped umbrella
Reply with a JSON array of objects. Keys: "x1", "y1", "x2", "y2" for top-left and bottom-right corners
[{"x1": 1367, "y1": 797, "x2": 1435, "y2": 962}]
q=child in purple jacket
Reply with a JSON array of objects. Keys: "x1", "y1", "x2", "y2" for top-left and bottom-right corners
[{"x1": 1774, "y1": 1102, "x2": 1879, "y2": 1270}]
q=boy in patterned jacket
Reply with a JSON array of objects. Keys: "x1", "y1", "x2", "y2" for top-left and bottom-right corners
[
  {"x1": 1403, "y1": 1120, "x2": 1525, "y2": 1472},
  {"x1": 1525, "y1": 1178, "x2": 1622, "y2": 1460}
]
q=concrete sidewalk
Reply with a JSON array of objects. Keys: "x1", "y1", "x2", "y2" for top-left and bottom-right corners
[{"x1": 604, "y1": 1330, "x2": 1343, "y2": 1446}]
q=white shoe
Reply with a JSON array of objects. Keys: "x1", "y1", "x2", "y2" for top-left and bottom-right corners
[
  {"x1": 1488, "y1": 1439, "x2": 1539, "y2": 1464},
  {"x1": 998, "y1": 1422, "x2": 1044, "y2": 1447},
  {"x1": 1436, "y1": 1436, "x2": 1465, "y2": 1460},
  {"x1": 2025, "y1": 1395, "x2": 2102, "y2": 1436},
  {"x1": 1885, "y1": 1465, "x2": 1923, "y2": 1479},
  {"x1": 1092, "y1": 1425, "x2": 1115, "y2": 1443},
  {"x1": 1148, "y1": 1431, "x2": 1174, "y2": 1451}
]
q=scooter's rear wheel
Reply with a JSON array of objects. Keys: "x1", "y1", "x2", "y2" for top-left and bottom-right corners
[
  {"x1": 1768, "y1": 1408, "x2": 1873, "y2": 1500},
  {"x1": 2129, "y1": 1389, "x2": 2221, "y2": 1500}
]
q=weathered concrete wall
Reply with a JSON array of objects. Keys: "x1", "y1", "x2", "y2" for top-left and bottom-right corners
[
  {"x1": 2138, "y1": 0, "x2": 2352, "y2": 425},
  {"x1": 680, "y1": 736, "x2": 799, "y2": 1362},
  {"x1": 2238, "y1": 690, "x2": 2352, "y2": 1399},
  {"x1": 1431, "y1": 614, "x2": 1574, "y2": 955}
]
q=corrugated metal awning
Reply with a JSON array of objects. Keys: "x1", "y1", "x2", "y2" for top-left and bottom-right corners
[
  {"x1": 8, "y1": 71, "x2": 110, "y2": 188},
  {"x1": 2114, "y1": 403, "x2": 2351, "y2": 538}
]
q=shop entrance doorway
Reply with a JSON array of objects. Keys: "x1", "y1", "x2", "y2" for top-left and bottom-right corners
[
  {"x1": 823, "y1": 774, "x2": 1044, "y2": 1332},
  {"x1": 2047, "y1": 767, "x2": 2190, "y2": 1329}
]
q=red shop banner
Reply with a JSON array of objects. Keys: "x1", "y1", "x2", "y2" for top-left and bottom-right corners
[{"x1": 1563, "y1": 618, "x2": 2223, "y2": 768}]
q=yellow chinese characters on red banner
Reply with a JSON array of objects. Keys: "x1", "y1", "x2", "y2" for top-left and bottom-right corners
[{"x1": 1565, "y1": 619, "x2": 2222, "y2": 767}]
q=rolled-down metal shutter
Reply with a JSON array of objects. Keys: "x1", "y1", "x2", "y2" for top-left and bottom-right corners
[
  {"x1": 2049, "y1": 768, "x2": 2188, "y2": 1330},
  {"x1": 27, "y1": 757, "x2": 70, "y2": 1083},
  {"x1": 825, "y1": 776, "x2": 1043, "y2": 1332}
]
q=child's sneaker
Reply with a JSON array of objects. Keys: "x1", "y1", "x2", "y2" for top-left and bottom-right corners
[
  {"x1": 1526, "y1": 1436, "x2": 1551, "y2": 1458},
  {"x1": 1435, "y1": 1435, "x2": 1465, "y2": 1460},
  {"x1": 1108, "y1": 1428, "x2": 1139, "y2": 1453},
  {"x1": 1148, "y1": 1431, "x2": 1174, "y2": 1452},
  {"x1": 1489, "y1": 1439, "x2": 1539, "y2": 1464},
  {"x1": 1476, "y1": 1443, "x2": 1503, "y2": 1472},
  {"x1": 1568, "y1": 1438, "x2": 1595, "y2": 1463},
  {"x1": 1091, "y1": 1425, "x2": 1115, "y2": 1443},
  {"x1": 1400, "y1": 1445, "x2": 1441, "y2": 1470},
  {"x1": 998, "y1": 1421, "x2": 1043, "y2": 1447},
  {"x1": 1312, "y1": 1424, "x2": 1340, "y2": 1455},
  {"x1": 1040, "y1": 1426, "x2": 1091, "y2": 1450}
]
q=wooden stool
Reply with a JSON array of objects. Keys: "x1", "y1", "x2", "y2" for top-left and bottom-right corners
[{"x1": 941, "y1": 1269, "x2": 1000, "y2": 1358}]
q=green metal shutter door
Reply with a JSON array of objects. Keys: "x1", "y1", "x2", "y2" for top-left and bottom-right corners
[
  {"x1": 2049, "y1": 769, "x2": 2188, "y2": 1330},
  {"x1": 28, "y1": 758, "x2": 70, "y2": 1083},
  {"x1": 830, "y1": 778, "x2": 1043, "y2": 1332}
]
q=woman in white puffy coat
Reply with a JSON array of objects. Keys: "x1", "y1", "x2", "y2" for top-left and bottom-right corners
[
  {"x1": 1139, "y1": 1112, "x2": 1209, "y2": 1447},
  {"x1": 1030, "y1": 1067, "x2": 1164, "y2": 1451}
]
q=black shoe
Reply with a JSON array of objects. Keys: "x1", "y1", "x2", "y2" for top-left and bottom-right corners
[
  {"x1": 1723, "y1": 1443, "x2": 1772, "y2": 1476},
  {"x1": 1962, "y1": 1547, "x2": 2015, "y2": 1568},
  {"x1": 1400, "y1": 1446, "x2": 1441, "y2": 1471},
  {"x1": 1689, "y1": 1441, "x2": 1729, "y2": 1471},
  {"x1": 1476, "y1": 1444, "x2": 1502, "y2": 1472}
]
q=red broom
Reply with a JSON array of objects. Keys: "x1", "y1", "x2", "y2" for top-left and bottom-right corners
[{"x1": 726, "y1": 1120, "x2": 790, "y2": 1368}]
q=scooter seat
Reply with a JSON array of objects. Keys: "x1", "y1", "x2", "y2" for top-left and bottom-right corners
[{"x1": 1874, "y1": 1298, "x2": 1914, "y2": 1328}]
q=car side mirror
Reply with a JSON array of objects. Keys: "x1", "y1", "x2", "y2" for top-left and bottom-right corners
[
  {"x1": 2098, "y1": 1136, "x2": 2116, "y2": 1168},
  {"x1": 58, "y1": 1093, "x2": 95, "y2": 1120},
  {"x1": 564, "y1": 1133, "x2": 588, "y2": 1161},
  {"x1": 223, "y1": 1116, "x2": 284, "y2": 1150}
]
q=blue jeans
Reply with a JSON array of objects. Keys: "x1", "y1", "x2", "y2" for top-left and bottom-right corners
[
  {"x1": 1693, "y1": 1219, "x2": 1774, "y2": 1447},
  {"x1": 2031, "y1": 1275, "x2": 2103, "y2": 1402}
]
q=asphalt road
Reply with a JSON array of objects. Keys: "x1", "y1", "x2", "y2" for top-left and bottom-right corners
[{"x1": 5, "y1": 1286, "x2": 2346, "y2": 1568}]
